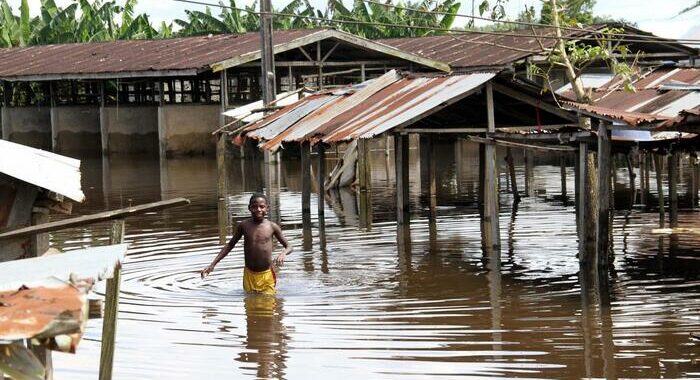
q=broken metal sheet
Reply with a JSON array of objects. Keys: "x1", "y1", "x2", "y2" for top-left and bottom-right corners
[
  {"x1": 326, "y1": 72, "x2": 495, "y2": 141},
  {"x1": 0, "y1": 284, "x2": 87, "y2": 350},
  {"x1": 0, "y1": 244, "x2": 128, "y2": 292},
  {"x1": 0, "y1": 140, "x2": 85, "y2": 202},
  {"x1": 221, "y1": 90, "x2": 304, "y2": 123},
  {"x1": 246, "y1": 95, "x2": 340, "y2": 142},
  {"x1": 260, "y1": 70, "x2": 403, "y2": 151}
]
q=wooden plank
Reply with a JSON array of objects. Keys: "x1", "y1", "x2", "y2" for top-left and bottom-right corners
[
  {"x1": 0, "y1": 69, "x2": 199, "y2": 82},
  {"x1": 395, "y1": 133, "x2": 410, "y2": 224},
  {"x1": 99, "y1": 219, "x2": 125, "y2": 380},
  {"x1": 401, "y1": 128, "x2": 487, "y2": 134},
  {"x1": 0, "y1": 198, "x2": 190, "y2": 241},
  {"x1": 596, "y1": 121, "x2": 612, "y2": 269}
]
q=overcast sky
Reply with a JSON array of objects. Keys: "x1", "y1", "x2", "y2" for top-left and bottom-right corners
[{"x1": 8, "y1": 0, "x2": 700, "y2": 39}]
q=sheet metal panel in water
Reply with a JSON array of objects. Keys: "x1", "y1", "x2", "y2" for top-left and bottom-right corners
[
  {"x1": 0, "y1": 140, "x2": 85, "y2": 202},
  {"x1": 0, "y1": 244, "x2": 128, "y2": 292}
]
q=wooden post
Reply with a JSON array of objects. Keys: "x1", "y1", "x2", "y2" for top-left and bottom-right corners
[
  {"x1": 99, "y1": 219, "x2": 125, "y2": 380},
  {"x1": 576, "y1": 142, "x2": 589, "y2": 263},
  {"x1": 395, "y1": 133, "x2": 410, "y2": 224},
  {"x1": 524, "y1": 150, "x2": 534, "y2": 197},
  {"x1": 668, "y1": 152, "x2": 679, "y2": 228},
  {"x1": 691, "y1": 156, "x2": 698, "y2": 208},
  {"x1": 625, "y1": 153, "x2": 636, "y2": 205},
  {"x1": 360, "y1": 64, "x2": 366, "y2": 82},
  {"x1": 259, "y1": 0, "x2": 275, "y2": 104},
  {"x1": 317, "y1": 144, "x2": 326, "y2": 219},
  {"x1": 49, "y1": 82, "x2": 58, "y2": 152},
  {"x1": 505, "y1": 148, "x2": 519, "y2": 202},
  {"x1": 653, "y1": 154, "x2": 665, "y2": 228},
  {"x1": 217, "y1": 133, "x2": 227, "y2": 199},
  {"x1": 357, "y1": 139, "x2": 372, "y2": 229},
  {"x1": 483, "y1": 82, "x2": 500, "y2": 252},
  {"x1": 596, "y1": 121, "x2": 612, "y2": 269},
  {"x1": 301, "y1": 141, "x2": 311, "y2": 216},
  {"x1": 639, "y1": 151, "x2": 647, "y2": 205},
  {"x1": 560, "y1": 154, "x2": 567, "y2": 201},
  {"x1": 427, "y1": 135, "x2": 437, "y2": 222},
  {"x1": 29, "y1": 204, "x2": 52, "y2": 380},
  {"x1": 317, "y1": 41, "x2": 323, "y2": 90}
]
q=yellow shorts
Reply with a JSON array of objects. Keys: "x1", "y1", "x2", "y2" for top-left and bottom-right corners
[{"x1": 243, "y1": 267, "x2": 276, "y2": 295}]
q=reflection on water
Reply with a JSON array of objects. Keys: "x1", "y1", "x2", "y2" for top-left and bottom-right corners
[{"x1": 51, "y1": 140, "x2": 700, "y2": 379}]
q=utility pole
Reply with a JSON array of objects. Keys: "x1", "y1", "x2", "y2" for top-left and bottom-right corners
[{"x1": 260, "y1": 0, "x2": 277, "y2": 164}]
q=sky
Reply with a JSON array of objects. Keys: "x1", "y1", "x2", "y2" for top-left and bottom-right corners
[{"x1": 8, "y1": 0, "x2": 700, "y2": 39}]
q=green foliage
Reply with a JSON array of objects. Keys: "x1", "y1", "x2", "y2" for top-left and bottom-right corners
[{"x1": 540, "y1": 0, "x2": 596, "y2": 26}]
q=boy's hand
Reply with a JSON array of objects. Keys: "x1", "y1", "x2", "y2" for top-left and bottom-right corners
[
  {"x1": 200, "y1": 265, "x2": 214, "y2": 278},
  {"x1": 273, "y1": 253, "x2": 286, "y2": 266}
]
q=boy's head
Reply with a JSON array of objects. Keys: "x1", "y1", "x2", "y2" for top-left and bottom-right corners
[{"x1": 248, "y1": 193, "x2": 269, "y2": 221}]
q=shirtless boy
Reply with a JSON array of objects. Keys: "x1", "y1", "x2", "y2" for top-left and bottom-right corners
[{"x1": 200, "y1": 193, "x2": 292, "y2": 295}]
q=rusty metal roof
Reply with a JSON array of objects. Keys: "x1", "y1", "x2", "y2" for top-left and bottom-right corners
[
  {"x1": 0, "y1": 284, "x2": 86, "y2": 348},
  {"x1": 563, "y1": 101, "x2": 671, "y2": 126},
  {"x1": 379, "y1": 24, "x2": 698, "y2": 69},
  {"x1": 244, "y1": 70, "x2": 496, "y2": 150},
  {"x1": 0, "y1": 28, "x2": 449, "y2": 81},
  {"x1": 564, "y1": 66, "x2": 700, "y2": 129}
]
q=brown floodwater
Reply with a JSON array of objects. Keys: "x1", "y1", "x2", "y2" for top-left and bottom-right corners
[{"x1": 49, "y1": 140, "x2": 700, "y2": 379}]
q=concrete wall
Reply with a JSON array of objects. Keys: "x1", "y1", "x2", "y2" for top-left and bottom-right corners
[
  {"x1": 1, "y1": 106, "x2": 51, "y2": 150},
  {"x1": 101, "y1": 106, "x2": 158, "y2": 154},
  {"x1": 158, "y1": 104, "x2": 220, "y2": 157},
  {"x1": 52, "y1": 105, "x2": 100, "y2": 153}
]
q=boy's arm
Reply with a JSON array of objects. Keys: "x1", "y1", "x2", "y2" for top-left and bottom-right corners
[
  {"x1": 272, "y1": 222, "x2": 293, "y2": 265},
  {"x1": 201, "y1": 222, "x2": 244, "y2": 278}
]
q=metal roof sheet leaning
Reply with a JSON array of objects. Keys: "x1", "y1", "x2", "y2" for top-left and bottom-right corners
[{"x1": 0, "y1": 140, "x2": 85, "y2": 202}]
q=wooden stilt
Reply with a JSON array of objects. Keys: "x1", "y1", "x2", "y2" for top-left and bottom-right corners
[
  {"x1": 639, "y1": 151, "x2": 647, "y2": 205},
  {"x1": 99, "y1": 219, "x2": 125, "y2": 380},
  {"x1": 691, "y1": 156, "x2": 698, "y2": 208},
  {"x1": 596, "y1": 121, "x2": 612, "y2": 269},
  {"x1": 524, "y1": 150, "x2": 534, "y2": 197},
  {"x1": 560, "y1": 154, "x2": 567, "y2": 201},
  {"x1": 585, "y1": 147, "x2": 598, "y2": 260},
  {"x1": 668, "y1": 152, "x2": 679, "y2": 228},
  {"x1": 317, "y1": 144, "x2": 326, "y2": 219},
  {"x1": 216, "y1": 133, "x2": 227, "y2": 200},
  {"x1": 395, "y1": 133, "x2": 410, "y2": 224},
  {"x1": 505, "y1": 147, "x2": 520, "y2": 202},
  {"x1": 301, "y1": 141, "x2": 311, "y2": 215},
  {"x1": 483, "y1": 82, "x2": 501, "y2": 252},
  {"x1": 428, "y1": 135, "x2": 437, "y2": 222},
  {"x1": 625, "y1": 152, "x2": 636, "y2": 205},
  {"x1": 644, "y1": 153, "x2": 652, "y2": 205},
  {"x1": 357, "y1": 139, "x2": 372, "y2": 229},
  {"x1": 654, "y1": 154, "x2": 665, "y2": 228}
]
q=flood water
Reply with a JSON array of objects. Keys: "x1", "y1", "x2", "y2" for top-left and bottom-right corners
[{"x1": 50, "y1": 140, "x2": 699, "y2": 379}]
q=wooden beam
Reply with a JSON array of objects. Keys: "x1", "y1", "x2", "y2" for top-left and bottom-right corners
[
  {"x1": 0, "y1": 198, "x2": 190, "y2": 240},
  {"x1": 401, "y1": 128, "x2": 487, "y2": 134},
  {"x1": 99, "y1": 219, "x2": 124, "y2": 380},
  {"x1": 578, "y1": 141, "x2": 588, "y2": 261},
  {"x1": 468, "y1": 136, "x2": 577, "y2": 152},
  {"x1": 0, "y1": 69, "x2": 199, "y2": 82},
  {"x1": 505, "y1": 147, "x2": 520, "y2": 202},
  {"x1": 298, "y1": 46, "x2": 314, "y2": 62},
  {"x1": 491, "y1": 82, "x2": 577, "y2": 122},
  {"x1": 321, "y1": 42, "x2": 340, "y2": 62},
  {"x1": 239, "y1": 60, "x2": 405, "y2": 68},
  {"x1": 668, "y1": 152, "x2": 679, "y2": 228},
  {"x1": 654, "y1": 154, "x2": 665, "y2": 228},
  {"x1": 211, "y1": 29, "x2": 450, "y2": 72},
  {"x1": 317, "y1": 144, "x2": 326, "y2": 219}
]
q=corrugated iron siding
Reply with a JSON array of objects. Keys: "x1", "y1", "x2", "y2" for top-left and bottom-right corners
[{"x1": 0, "y1": 29, "x2": 323, "y2": 78}]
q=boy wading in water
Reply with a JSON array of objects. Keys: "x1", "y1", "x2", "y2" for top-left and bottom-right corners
[{"x1": 201, "y1": 193, "x2": 292, "y2": 295}]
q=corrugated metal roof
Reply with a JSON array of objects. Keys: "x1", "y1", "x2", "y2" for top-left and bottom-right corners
[
  {"x1": 0, "y1": 29, "x2": 320, "y2": 80},
  {"x1": 379, "y1": 24, "x2": 698, "y2": 69},
  {"x1": 0, "y1": 28, "x2": 451, "y2": 80},
  {"x1": 245, "y1": 70, "x2": 495, "y2": 150},
  {"x1": 565, "y1": 67, "x2": 700, "y2": 129},
  {"x1": 0, "y1": 140, "x2": 85, "y2": 202},
  {"x1": 563, "y1": 101, "x2": 671, "y2": 125}
]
